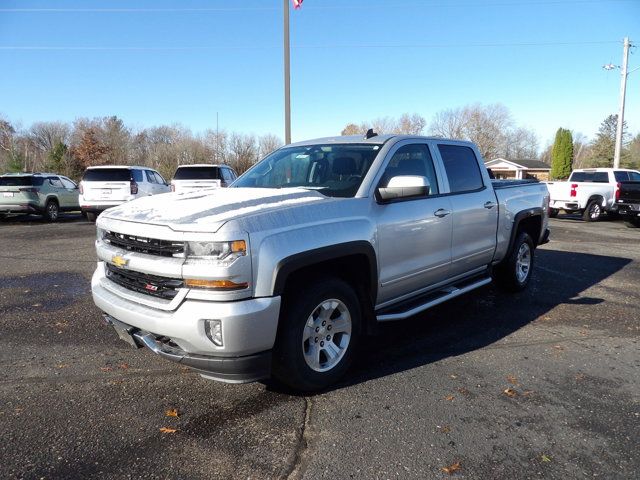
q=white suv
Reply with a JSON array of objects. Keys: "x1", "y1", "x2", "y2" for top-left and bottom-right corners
[
  {"x1": 170, "y1": 164, "x2": 237, "y2": 194},
  {"x1": 79, "y1": 166, "x2": 170, "y2": 221}
]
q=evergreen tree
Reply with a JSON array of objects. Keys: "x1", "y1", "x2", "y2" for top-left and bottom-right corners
[
  {"x1": 587, "y1": 114, "x2": 628, "y2": 167},
  {"x1": 550, "y1": 128, "x2": 573, "y2": 179},
  {"x1": 45, "y1": 141, "x2": 68, "y2": 173}
]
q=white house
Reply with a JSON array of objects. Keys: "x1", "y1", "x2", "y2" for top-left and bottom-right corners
[{"x1": 485, "y1": 158, "x2": 551, "y2": 181}]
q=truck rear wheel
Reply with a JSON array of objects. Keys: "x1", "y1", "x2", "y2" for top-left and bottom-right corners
[
  {"x1": 493, "y1": 232, "x2": 535, "y2": 292},
  {"x1": 583, "y1": 200, "x2": 602, "y2": 222},
  {"x1": 272, "y1": 277, "x2": 361, "y2": 392},
  {"x1": 85, "y1": 212, "x2": 97, "y2": 222}
]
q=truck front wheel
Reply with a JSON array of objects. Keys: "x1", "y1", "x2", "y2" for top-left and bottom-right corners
[
  {"x1": 272, "y1": 277, "x2": 362, "y2": 392},
  {"x1": 494, "y1": 232, "x2": 535, "y2": 292}
]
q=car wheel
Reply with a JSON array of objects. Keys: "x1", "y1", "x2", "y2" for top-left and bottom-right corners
[
  {"x1": 583, "y1": 200, "x2": 602, "y2": 222},
  {"x1": 44, "y1": 200, "x2": 59, "y2": 222},
  {"x1": 549, "y1": 208, "x2": 559, "y2": 218},
  {"x1": 493, "y1": 231, "x2": 535, "y2": 292},
  {"x1": 272, "y1": 277, "x2": 362, "y2": 392},
  {"x1": 85, "y1": 212, "x2": 97, "y2": 222}
]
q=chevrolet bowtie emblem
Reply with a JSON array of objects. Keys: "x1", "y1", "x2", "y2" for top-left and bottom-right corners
[{"x1": 111, "y1": 255, "x2": 128, "y2": 268}]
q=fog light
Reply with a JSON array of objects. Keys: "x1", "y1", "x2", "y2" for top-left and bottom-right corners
[{"x1": 204, "y1": 319, "x2": 223, "y2": 346}]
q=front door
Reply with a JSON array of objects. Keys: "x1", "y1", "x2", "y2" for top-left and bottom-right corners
[{"x1": 375, "y1": 142, "x2": 453, "y2": 306}]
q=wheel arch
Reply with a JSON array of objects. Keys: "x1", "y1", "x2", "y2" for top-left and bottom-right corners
[{"x1": 505, "y1": 208, "x2": 542, "y2": 258}]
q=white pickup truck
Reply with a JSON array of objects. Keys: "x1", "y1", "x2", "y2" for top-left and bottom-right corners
[
  {"x1": 92, "y1": 134, "x2": 550, "y2": 391},
  {"x1": 545, "y1": 168, "x2": 640, "y2": 221}
]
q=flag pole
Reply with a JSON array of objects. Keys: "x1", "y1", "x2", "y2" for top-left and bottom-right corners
[{"x1": 283, "y1": 0, "x2": 291, "y2": 145}]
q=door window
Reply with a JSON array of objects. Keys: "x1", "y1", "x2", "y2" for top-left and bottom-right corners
[
  {"x1": 437, "y1": 144, "x2": 484, "y2": 193},
  {"x1": 380, "y1": 144, "x2": 439, "y2": 195},
  {"x1": 145, "y1": 170, "x2": 158, "y2": 183},
  {"x1": 61, "y1": 177, "x2": 77, "y2": 189},
  {"x1": 48, "y1": 177, "x2": 64, "y2": 188},
  {"x1": 152, "y1": 172, "x2": 166, "y2": 184}
]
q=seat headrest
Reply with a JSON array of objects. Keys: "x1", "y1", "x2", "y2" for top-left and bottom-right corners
[{"x1": 333, "y1": 157, "x2": 357, "y2": 175}]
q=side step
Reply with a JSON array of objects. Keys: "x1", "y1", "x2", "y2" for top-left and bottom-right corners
[{"x1": 375, "y1": 277, "x2": 492, "y2": 322}]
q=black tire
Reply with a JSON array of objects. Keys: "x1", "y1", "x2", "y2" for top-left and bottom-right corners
[
  {"x1": 624, "y1": 218, "x2": 640, "y2": 228},
  {"x1": 272, "y1": 277, "x2": 362, "y2": 392},
  {"x1": 493, "y1": 232, "x2": 535, "y2": 292},
  {"x1": 583, "y1": 200, "x2": 602, "y2": 222},
  {"x1": 85, "y1": 212, "x2": 97, "y2": 222},
  {"x1": 44, "y1": 199, "x2": 59, "y2": 222},
  {"x1": 548, "y1": 208, "x2": 559, "y2": 218}
]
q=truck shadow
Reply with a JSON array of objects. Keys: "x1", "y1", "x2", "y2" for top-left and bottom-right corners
[{"x1": 271, "y1": 248, "x2": 632, "y2": 395}]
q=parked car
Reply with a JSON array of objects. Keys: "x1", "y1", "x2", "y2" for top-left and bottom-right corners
[
  {"x1": 545, "y1": 168, "x2": 640, "y2": 221},
  {"x1": 91, "y1": 134, "x2": 550, "y2": 392},
  {"x1": 79, "y1": 166, "x2": 170, "y2": 221},
  {"x1": 170, "y1": 164, "x2": 237, "y2": 194},
  {"x1": 613, "y1": 170, "x2": 640, "y2": 227},
  {"x1": 0, "y1": 172, "x2": 79, "y2": 221}
]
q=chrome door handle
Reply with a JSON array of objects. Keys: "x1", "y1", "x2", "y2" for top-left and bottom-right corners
[
  {"x1": 434, "y1": 208, "x2": 451, "y2": 218},
  {"x1": 484, "y1": 201, "x2": 497, "y2": 209}
]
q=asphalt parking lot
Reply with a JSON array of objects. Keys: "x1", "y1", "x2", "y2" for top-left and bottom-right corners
[{"x1": 1, "y1": 213, "x2": 638, "y2": 479}]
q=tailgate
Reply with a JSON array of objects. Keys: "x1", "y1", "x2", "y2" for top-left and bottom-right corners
[
  {"x1": 0, "y1": 185, "x2": 38, "y2": 204},
  {"x1": 82, "y1": 181, "x2": 131, "y2": 201}
]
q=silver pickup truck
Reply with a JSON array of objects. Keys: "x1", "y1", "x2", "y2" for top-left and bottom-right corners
[{"x1": 92, "y1": 134, "x2": 550, "y2": 391}]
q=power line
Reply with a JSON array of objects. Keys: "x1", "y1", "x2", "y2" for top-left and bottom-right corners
[
  {"x1": 0, "y1": 0, "x2": 634, "y2": 12},
  {"x1": 0, "y1": 40, "x2": 621, "y2": 51}
]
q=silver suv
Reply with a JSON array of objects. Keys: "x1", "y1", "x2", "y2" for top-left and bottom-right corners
[
  {"x1": 0, "y1": 173, "x2": 79, "y2": 221},
  {"x1": 79, "y1": 166, "x2": 170, "y2": 221}
]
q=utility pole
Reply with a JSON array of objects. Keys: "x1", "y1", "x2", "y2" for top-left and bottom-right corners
[
  {"x1": 216, "y1": 111, "x2": 219, "y2": 164},
  {"x1": 613, "y1": 37, "x2": 630, "y2": 168},
  {"x1": 283, "y1": 0, "x2": 291, "y2": 144}
]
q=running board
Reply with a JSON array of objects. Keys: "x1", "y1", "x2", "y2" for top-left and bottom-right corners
[{"x1": 375, "y1": 277, "x2": 492, "y2": 322}]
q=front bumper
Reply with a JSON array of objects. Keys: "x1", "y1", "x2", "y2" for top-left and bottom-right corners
[{"x1": 92, "y1": 264, "x2": 281, "y2": 382}]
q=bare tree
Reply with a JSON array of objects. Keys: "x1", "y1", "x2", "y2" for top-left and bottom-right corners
[
  {"x1": 572, "y1": 131, "x2": 591, "y2": 169},
  {"x1": 341, "y1": 123, "x2": 361, "y2": 135},
  {"x1": 228, "y1": 133, "x2": 258, "y2": 174},
  {"x1": 340, "y1": 113, "x2": 426, "y2": 136},
  {"x1": 29, "y1": 121, "x2": 70, "y2": 153},
  {"x1": 397, "y1": 113, "x2": 426, "y2": 135},
  {"x1": 258, "y1": 134, "x2": 283, "y2": 160}
]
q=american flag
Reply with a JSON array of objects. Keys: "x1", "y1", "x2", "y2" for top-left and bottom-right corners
[{"x1": 292, "y1": 0, "x2": 303, "y2": 9}]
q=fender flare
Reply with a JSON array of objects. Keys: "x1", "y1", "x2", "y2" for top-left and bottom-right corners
[
  {"x1": 505, "y1": 207, "x2": 543, "y2": 257},
  {"x1": 272, "y1": 241, "x2": 378, "y2": 301}
]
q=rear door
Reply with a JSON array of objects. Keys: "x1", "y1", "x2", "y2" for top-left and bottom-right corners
[
  {"x1": 375, "y1": 142, "x2": 453, "y2": 305},
  {"x1": 436, "y1": 143, "x2": 498, "y2": 278},
  {"x1": 82, "y1": 168, "x2": 132, "y2": 202},
  {"x1": 47, "y1": 176, "x2": 68, "y2": 207},
  {"x1": 60, "y1": 176, "x2": 80, "y2": 208}
]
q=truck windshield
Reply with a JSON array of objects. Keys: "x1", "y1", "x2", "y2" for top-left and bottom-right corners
[{"x1": 233, "y1": 144, "x2": 381, "y2": 197}]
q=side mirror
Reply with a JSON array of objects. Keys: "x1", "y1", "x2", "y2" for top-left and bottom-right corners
[{"x1": 377, "y1": 175, "x2": 430, "y2": 203}]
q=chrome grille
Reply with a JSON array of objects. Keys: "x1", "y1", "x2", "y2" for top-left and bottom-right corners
[
  {"x1": 105, "y1": 263, "x2": 183, "y2": 299},
  {"x1": 104, "y1": 231, "x2": 184, "y2": 257}
]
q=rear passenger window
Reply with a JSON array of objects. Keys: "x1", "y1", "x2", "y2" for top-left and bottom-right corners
[
  {"x1": 131, "y1": 170, "x2": 144, "y2": 183},
  {"x1": 380, "y1": 144, "x2": 439, "y2": 195},
  {"x1": 61, "y1": 177, "x2": 76, "y2": 189},
  {"x1": 593, "y1": 172, "x2": 608, "y2": 183},
  {"x1": 438, "y1": 144, "x2": 484, "y2": 193}
]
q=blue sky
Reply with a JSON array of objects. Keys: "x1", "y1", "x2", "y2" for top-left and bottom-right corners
[{"x1": 1, "y1": 0, "x2": 639, "y2": 149}]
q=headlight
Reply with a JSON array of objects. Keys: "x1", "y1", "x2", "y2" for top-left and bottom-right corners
[
  {"x1": 96, "y1": 226, "x2": 106, "y2": 241},
  {"x1": 186, "y1": 240, "x2": 246, "y2": 266}
]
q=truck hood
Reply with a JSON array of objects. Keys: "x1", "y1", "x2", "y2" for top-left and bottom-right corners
[{"x1": 102, "y1": 187, "x2": 329, "y2": 232}]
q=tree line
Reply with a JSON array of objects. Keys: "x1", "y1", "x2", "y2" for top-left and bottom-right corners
[
  {"x1": 0, "y1": 115, "x2": 283, "y2": 181},
  {"x1": 2, "y1": 104, "x2": 639, "y2": 181}
]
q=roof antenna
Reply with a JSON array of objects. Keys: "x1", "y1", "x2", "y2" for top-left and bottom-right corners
[{"x1": 365, "y1": 128, "x2": 378, "y2": 139}]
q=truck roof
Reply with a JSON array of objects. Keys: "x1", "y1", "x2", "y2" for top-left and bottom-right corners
[
  {"x1": 176, "y1": 164, "x2": 227, "y2": 168},
  {"x1": 288, "y1": 134, "x2": 474, "y2": 148},
  {"x1": 573, "y1": 168, "x2": 639, "y2": 172}
]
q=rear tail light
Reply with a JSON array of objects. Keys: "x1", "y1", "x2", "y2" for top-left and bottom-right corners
[
  {"x1": 79, "y1": 183, "x2": 84, "y2": 195},
  {"x1": 130, "y1": 181, "x2": 138, "y2": 195},
  {"x1": 19, "y1": 187, "x2": 39, "y2": 193},
  {"x1": 615, "y1": 182, "x2": 621, "y2": 201},
  {"x1": 570, "y1": 183, "x2": 578, "y2": 197}
]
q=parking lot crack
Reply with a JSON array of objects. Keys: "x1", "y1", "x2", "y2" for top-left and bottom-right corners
[{"x1": 284, "y1": 396, "x2": 313, "y2": 480}]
